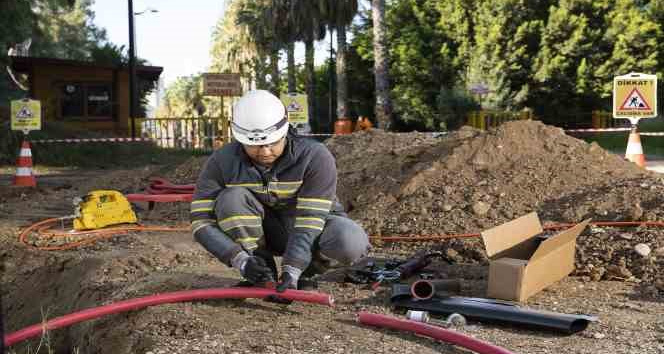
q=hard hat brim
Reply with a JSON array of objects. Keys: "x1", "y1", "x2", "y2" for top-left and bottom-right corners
[{"x1": 232, "y1": 123, "x2": 289, "y2": 146}]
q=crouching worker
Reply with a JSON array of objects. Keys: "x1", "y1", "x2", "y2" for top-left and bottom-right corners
[{"x1": 191, "y1": 90, "x2": 370, "y2": 292}]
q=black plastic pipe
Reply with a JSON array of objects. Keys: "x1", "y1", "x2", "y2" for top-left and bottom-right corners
[{"x1": 392, "y1": 284, "x2": 597, "y2": 334}]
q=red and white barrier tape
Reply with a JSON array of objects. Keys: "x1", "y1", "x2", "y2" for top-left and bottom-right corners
[
  {"x1": 564, "y1": 128, "x2": 664, "y2": 136},
  {"x1": 300, "y1": 133, "x2": 335, "y2": 137},
  {"x1": 25, "y1": 129, "x2": 664, "y2": 144},
  {"x1": 30, "y1": 138, "x2": 155, "y2": 143},
  {"x1": 564, "y1": 127, "x2": 632, "y2": 133}
]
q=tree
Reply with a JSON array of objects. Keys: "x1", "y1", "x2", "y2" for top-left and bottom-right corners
[
  {"x1": 466, "y1": 0, "x2": 545, "y2": 110},
  {"x1": 530, "y1": 0, "x2": 613, "y2": 122},
  {"x1": 372, "y1": 0, "x2": 392, "y2": 129},
  {"x1": 596, "y1": 0, "x2": 660, "y2": 96},
  {"x1": 1, "y1": 0, "x2": 107, "y2": 104},
  {"x1": 321, "y1": 0, "x2": 359, "y2": 119},
  {"x1": 383, "y1": 0, "x2": 454, "y2": 130},
  {"x1": 236, "y1": 0, "x2": 282, "y2": 92},
  {"x1": 210, "y1": 0, "x2": 266, "y2": 90},
  {"x1": 157, "y1": 74, "x2": 220, "y2": 117},
  {"x1": 272, "y1": 0, "x2": 299, "y2": 93},
  {"x1": 292, "y1": 0, "x2": 327, "y2": 126}
]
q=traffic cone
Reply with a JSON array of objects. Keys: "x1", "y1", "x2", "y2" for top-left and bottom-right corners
[
  {"x1": 13, "y1": 140, "x2": 36, "y2": 187},
  {"x1": 625, "y1": 129, "x2": 646, "y2": 168}
]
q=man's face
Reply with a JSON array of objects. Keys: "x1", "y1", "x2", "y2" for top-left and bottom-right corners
[{"x1": 242, "y1": 137, "x2": 286, "y2": 167}]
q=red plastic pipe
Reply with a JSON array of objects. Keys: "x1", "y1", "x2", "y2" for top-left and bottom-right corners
[
  {"x1": 358, "y1": 312, "x2": 514, "y2": 354},
  {"x1": 148, "y1": 177, "x2": 195, "y2": 191},
  {"x1": 125, "y1": 193, "x2": 193, "y2": 203},
  {"x1": 5, "y1": 288, "x2": 333, "y2": 347}
]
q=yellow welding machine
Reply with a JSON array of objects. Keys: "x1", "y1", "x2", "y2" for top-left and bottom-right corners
[{"x1": 73, "y1": 190, "x2": 138, "y2": 230}]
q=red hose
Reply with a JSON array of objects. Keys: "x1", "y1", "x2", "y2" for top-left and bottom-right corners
[
  {"x1": 5, "y1": 287, "x2": 333, "y2": 347},
  {"x1": 358, "y1": 312, "x2": 514, "y2": 354},
  {"x1": 125, "y1": 193, "x2": 193, "y2": 203}
]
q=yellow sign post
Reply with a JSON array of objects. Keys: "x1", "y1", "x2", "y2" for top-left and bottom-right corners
[
  {"x1": 613, "y1": 72, "x2": 658, "y2": 123},
  {"x1": 11, "y1": 99, "x2": 42, "y2": 133},
  {"x1": 280, "y1": 93, "x2": 309, "y2": 125}
]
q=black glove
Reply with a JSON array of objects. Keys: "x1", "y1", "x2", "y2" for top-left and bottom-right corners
[{"x1": 241, "y1": 256, "x2": 276, "y2": 285}]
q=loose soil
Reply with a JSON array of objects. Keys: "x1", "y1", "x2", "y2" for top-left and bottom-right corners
[{"x1": 1, "y1": 120, "x2": 663, "y2": 354}]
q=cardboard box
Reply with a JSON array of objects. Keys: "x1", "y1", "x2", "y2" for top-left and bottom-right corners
[{"x1": 480, "y1": 212, "x2": 591, "y2": 302}]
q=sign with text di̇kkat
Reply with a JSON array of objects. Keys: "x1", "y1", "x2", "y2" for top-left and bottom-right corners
[
  {"x1": 202, "y1": 73, "x2": 242, "y2": 96},
  {"x1": 613, "y1": 73, "x2": 658, "y2": 119},
  {"x1": 11, "y1": 99, "x2": 41, "y2": 132}
]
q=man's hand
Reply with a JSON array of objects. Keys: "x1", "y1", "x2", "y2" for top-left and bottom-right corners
[
  {"x1": 276, "y1": 265, "x2": 302, "y2": 292},
  {"x1": 232, "y1": 252, "x2": 275, "y2": 285},
  {"x1": 243, "y1": 256, "x2": 276, "y2": 284}
]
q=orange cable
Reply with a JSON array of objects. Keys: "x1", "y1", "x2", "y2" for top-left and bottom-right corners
[{"x1": 19, "y1": 219, "x2": 664, "y2": 251}]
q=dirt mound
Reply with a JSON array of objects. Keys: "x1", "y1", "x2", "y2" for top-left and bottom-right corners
[
  {"x1": 164, "y1": 156, "x2": 208, "y2": 184},
  {"x1": 327, "y1": 121, "x2": 652, "y2": 235},
  {"x1": 326, "y1": 121, "x2": 663, "y2": 292}
]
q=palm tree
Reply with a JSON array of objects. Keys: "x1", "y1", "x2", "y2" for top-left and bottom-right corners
[
  {"x1": 236, "y1": 0, "x2": 281, "y2": 93},
  {"x1": 321, "y1": 0, "x2": 358, "y2": 120},
  {"x1": 211, "y1": 0, "x2": 264, "y2": 90},
  {"x1": 292, "y1": 0, "x2": 327, "y2": 125},
  {"x1": 372, "y1": 0, "x2": 392, "y2": 129},
  {"x1": 270, "y1": 0, "x2": 301, "y2": 94}
]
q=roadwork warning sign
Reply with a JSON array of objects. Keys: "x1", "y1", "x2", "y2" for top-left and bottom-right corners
[
  {"x1": 613, "y1": 73, "x2": 657, "y2": 119},
  {"x1": 11, "y1": 99, "x2": 41, "y2": 132},
  {"x1": 280, "y1": 93, "x2": 308, "y2": 124}
]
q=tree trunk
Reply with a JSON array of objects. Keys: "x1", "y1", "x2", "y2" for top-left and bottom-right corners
[
  {"x1": 335, "y1": 22, "x2": 348, "y2": 119},
  {"x1": 372, "y1": 0, "x2": 392, "y2": 130},
  {"x1": 270, "y1": 48, "x2": 280, "y2": 95},
  {"x1": 305, "y1": 38, "x2": 316, "y2": 129},
  {"x1": 287, "y1": 42, "x2": 296, "y2": 93},
  {"x1": 254, "y1": 55, "x2": 268, "y2": 90}
]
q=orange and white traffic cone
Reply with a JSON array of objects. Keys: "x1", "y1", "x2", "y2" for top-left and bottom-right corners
[
  {"x1": 13, "y1": 140, "x2": 36, "y2": 187},
  {"x1": 625, "y1": 128, "x2": 646, "y2": 168}
]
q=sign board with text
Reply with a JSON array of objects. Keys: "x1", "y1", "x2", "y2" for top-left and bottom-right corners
[
  {"x1": 11, "y1": 99, "x2": 41, "y2": 132},
  {"x1": 202, "y1": 73, "x2": 242, "y2": 96},
  {"x1": 613, "y1": 73, "x2": 657, "y2": 119},
  {"x1": 280, "y1": 93, "x2": 309, "y2": 124}
]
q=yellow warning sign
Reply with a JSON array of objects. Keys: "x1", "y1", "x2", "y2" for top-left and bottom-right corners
[
  {"x1": 613, "y1": 73, "x2": 657, "y2": 119},
  {"x1": 11, "y1": 99, "x2": 42, "y2": 132},
  {"x1": 280, "y1": 93, "x2": 309, "y2": 124}
]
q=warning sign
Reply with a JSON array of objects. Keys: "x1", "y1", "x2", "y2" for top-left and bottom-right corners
[
  {"x1": 613, "y1": 73, "x2": 657, "y2": 119},
  {"x1": 280, "y1": 93, "x2": 309, "y2": 124},
  {"x1": 11, "y1": 99, "x2": 42, "y2": 132}
]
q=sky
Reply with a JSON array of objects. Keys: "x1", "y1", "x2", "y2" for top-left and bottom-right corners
[
  {"x1": 91, "y1": 0, "x2": 225, "y2": 88},
  {"x1": 91, "y1": 0, "x2": 334, "y2": 91}
]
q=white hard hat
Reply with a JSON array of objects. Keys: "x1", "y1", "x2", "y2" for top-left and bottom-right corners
[{"x1": 232, "y1": 90, "x2": 288, "y2": 146}]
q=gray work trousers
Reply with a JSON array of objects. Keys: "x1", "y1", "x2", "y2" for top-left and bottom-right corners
[{"x1": 214, "y1": 187, "x2": 370, "y2": 274}]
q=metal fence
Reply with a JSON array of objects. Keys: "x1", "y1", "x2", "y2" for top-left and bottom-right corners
[
  {"x1": 138, "y1": 117, "x2": 229, "y2": 151},
  {"x1": 466, "y1": 109, "x2": 534, "y2": 130}
]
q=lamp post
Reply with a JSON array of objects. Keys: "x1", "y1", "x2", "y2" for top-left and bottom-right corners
[
  {"x1": 127, "y1": 1, "x2": 158, "y2": 138},
  {"x1": 128, "y1": 0, "x2": 137, "y2": 138}
]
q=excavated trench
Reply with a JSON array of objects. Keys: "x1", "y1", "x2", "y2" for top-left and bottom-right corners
[{"x1": 3, "y1": 120, "x2": 664, "y2": 353}]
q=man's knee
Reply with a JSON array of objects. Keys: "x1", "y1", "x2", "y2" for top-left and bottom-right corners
[
  {"x1": 214, "y1": 187, "x2": 261, "y2": 217},
  {"x1": 318, "y1": 217, "x2": 370, "y2": 265}
]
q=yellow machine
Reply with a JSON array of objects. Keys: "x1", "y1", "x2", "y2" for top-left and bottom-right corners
[{"x1": 73, "y1": 190, "x2": 137, "y2": 230}]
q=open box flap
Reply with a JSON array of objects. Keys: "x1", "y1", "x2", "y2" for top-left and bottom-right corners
[
  {"x1": 481, "y1": 212, "x2": 543, "y2": 259},
  {"x1": 530, "y1": 219, "x2": 591, "y2": 261}
]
